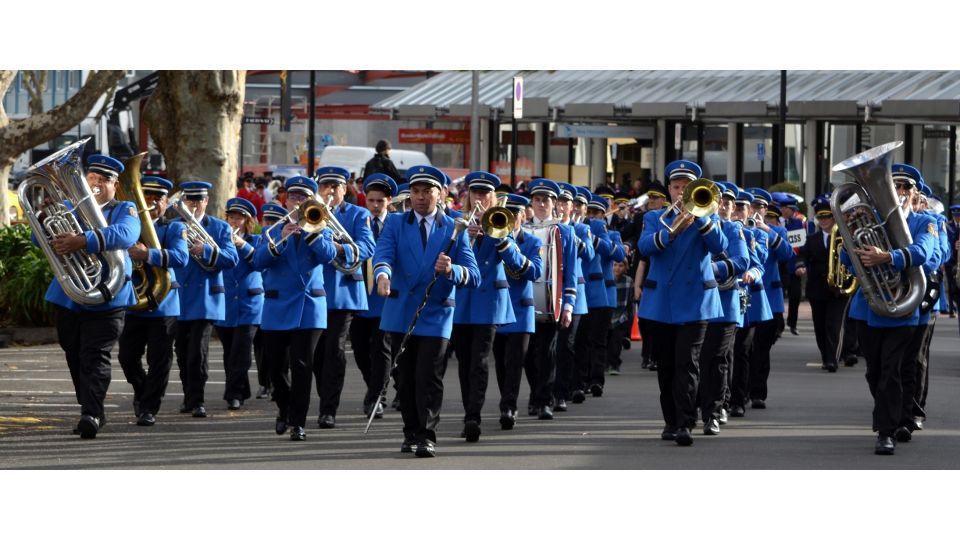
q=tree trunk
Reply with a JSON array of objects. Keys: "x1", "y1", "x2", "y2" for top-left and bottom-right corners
[
  {"x1": 0, "y1": 69, "x2": 125, "y2": 227},
  {"x1": 143, "y1": 71, "x2": 246, "y2": 216},
  {"x1": 22, "y1": 71, "x2": 48, "y2": 115}
]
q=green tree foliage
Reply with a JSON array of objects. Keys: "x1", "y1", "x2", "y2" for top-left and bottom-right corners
[{"x1": 0, "y1": 224, "x2": 54, "y2": 326}]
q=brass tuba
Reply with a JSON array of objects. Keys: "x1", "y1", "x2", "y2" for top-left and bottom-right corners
[
  {"x1": 166, "y1": 189, "x2": 218, "y2": 272},
  {"x1": 17, "y1": 138, "x2": 127, "y2": 305},
  {"x1": 116, "y1": 152, "x2": 171, "y2": 311},
  {"x1": 826, "y1": 223, "x2": 858, "y2": 296},
  {"x1": 830, "y1": 141, "x2": 926, "y2": 317}
]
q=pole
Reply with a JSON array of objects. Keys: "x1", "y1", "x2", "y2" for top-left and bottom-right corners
[
  {"x1": 511, "y1": 117, "x2": 518, "y2": 186},
  {"x1": 779, "y1": 70, "x2": 787, "y2": 182},
  {"x1": 308, "y1": 70, "x2": 316, "y2": 177},
  {"x1": 470, "y1": 71, "x2": 480, "y2": 171},
  {"x1": 239, "y1": 118, "x2": 245, "y2": 174}
]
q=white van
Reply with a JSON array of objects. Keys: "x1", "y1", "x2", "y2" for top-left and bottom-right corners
[{"x1": 318, "y1": 146, "x2": 431, "y2": 179}]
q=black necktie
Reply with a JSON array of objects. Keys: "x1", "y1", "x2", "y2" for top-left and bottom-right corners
[
  {"x1": 420, "y1": 218, "x2": 428, "y2": 248},
  {"x1": 373, "y1": 217, "x2": 381, "y2": 240}
]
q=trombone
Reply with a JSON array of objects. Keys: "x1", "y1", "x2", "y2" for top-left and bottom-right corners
[
  {"x1": 468, "y1": 195, "x2": 515, "y2": 246},
  {"x1": 659, "y1": 178, "x2": 720, "y2": 233},
  {"x1": 263, "y1": 197, "x2": 326, "y2": 248}
]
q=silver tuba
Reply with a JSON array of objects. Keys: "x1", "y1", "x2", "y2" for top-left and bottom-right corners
[
  {"x1": 830, "y1": 141, "x2": 926, "y2": 318},
  {"x1": 17, "y1": 138, "x2": 127, "y2": 305},
  {"x1": 166, "y1": 190, "x2": 218, "y2": 272}
]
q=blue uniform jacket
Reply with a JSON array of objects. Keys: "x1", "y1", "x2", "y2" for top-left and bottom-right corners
[
  {"x1": 253, "y1": 225, "x2": 338, "y2": 331},
  {"x1": 840, "y1": 210, "x2": 936, "y2": 327},
  {"x1": 357, "y1": 211, "x2": 390, "y2": 320},
  {"x1": 217, "y1": 234, "x2": 264, "y2": 327},
  {"x1": 933, "y1": 213, "x2": 950, "y2": 313},
  {"x1": 603, "y1": 230, "x2": 627, "y2": 307},
  {"x1": 584, "y1": 219, "x2": 614, "y2": 309},
  {"x1": 708, "y1": 220, "x2": 750, "y2": 325},
  {"x1": 322, "y1": 201, "x2": 375, "y2": 312},
  {"x1": 496, "y1": 229, "x2": 543, "y2": 334},
  {"x1": 174, "y1": 215, "x2": 239, "y2": 321},
  {"x1": 129, "y1": 217, "x2": 189, "y2": 319},
  {"x1": 637, "y1": 209, "x2": 728, "y2": 324},
  {"x1": 762, "y1": 224, "x2": 793, "y2": 313},
  {"x1": 571, "y1": 221, "x2": 594, "y2": 315},
  {"x1": 453, "y1": 231, "x2": 527, "y2": 326},
  {"x1": 374, "y1": 210, "x2": 480, "y2": 339},
  {"x1": 743, "y1": 227, "x2": 772, "y2": 326},
  {"x1": 36, "y1": 199, "x2": 141, "y2": 313}
]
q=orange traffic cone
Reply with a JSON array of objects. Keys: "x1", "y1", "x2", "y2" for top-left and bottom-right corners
[{"x1": 630, "y1": 315, "x2": 642, "y2": 341}]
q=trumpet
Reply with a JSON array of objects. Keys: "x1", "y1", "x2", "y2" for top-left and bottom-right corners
[
  {"x1": 745, "y1": 211, "x2": 763, "y2": 228},
  {"x1": 166, "y1": 192, "x2": 218, "y2": 272},
  {"x1": 659, "y1": 178, "x2": 720, "y2": 233}
]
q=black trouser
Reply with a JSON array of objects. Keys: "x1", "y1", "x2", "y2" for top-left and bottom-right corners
[
  {"x1": 56, "y1": 307, "x2": 124, "y2": 421},
  {"x1": 253, "y1": 328, "x2": 269, "y2": 388},
  {"x1": 917, "y1": 315, "x2": 936, "y2": 416},
  {"x1": 312, "y1": 310, "x2": 353, "y2": 417},
  {"x1": 639, "y1": 317, "x2": 652, "y2": 361},
  {"x1": 749, "y1": 315, "x2": 781, "y2": 401},
  {"x1": 810, "y1": 296, "x2": 848, "y2": 367},
  {"x1": 493, "y1": 332, "x2": 530, "y2": 412},
  {"x1": 699, "y1": 322, "x2": 736, "y2": 422},
  {"x1": 118, "y1": 315, "x2": 175, "y2": 415},
  {"x1": 391, "y1": 333, "x2": 447, "y2": 443},
  {"x1": 730, "y1": 325, "x2": 756, "y2": 408},
  {"x1": 349, "y1": 315, "x2": 393, "y2": 410},
  {"x1": 265, "y1": 328, "x2": 323, "y2": 429},
  {"x1": 215, "y1": 324, "x2": 256, "y2": 402},
  {"x1": 649, "y1": 320, "x2": 707, "y2": 429},
  {"x1": 607, "y1": 317, "x2": 631, "y2": 370},
  {"x1": 526, "y1": 321, "x2": 557, "y2": 408},
  {"x1": 175, "y1": 319, "x2": 213, "y2": 409},
  {"x1": 553, "y1": 314, "x2": 580, "y2": 402},
  {"x1": 900, "y1": 316, "x2": 936, "y2": 425},
  {"x1": 859, "y1": 322, "x2": 913, "y2": 437},
  {"x1": 576, "y1": 307, "x2": 612, "y2": 391},
  {"x1": 453, "y1": 324, "x2": 496, "y2": 424},
  {"x1": 786, "y1": 276, "x2": 802, "y2": 329}
]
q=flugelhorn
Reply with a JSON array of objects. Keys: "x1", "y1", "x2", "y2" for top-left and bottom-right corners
[
  {"x1": 17, "y1": 138, "x2": 126, "y2": 305},
  {"x1": 166, "y1": 190, "x2": 218, "y2": 272}
]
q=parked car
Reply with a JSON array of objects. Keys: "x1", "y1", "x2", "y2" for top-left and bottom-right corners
[{"x1": 318, "y1": 146, "x2": 431, "y2": 179}]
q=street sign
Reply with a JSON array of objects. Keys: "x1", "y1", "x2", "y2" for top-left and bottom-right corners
[
  {"x1": 398, "y1": 128, "x2": 471, "y2": 145},
  {"x1": 757, "y1": 142, "x2": 765, "y2": 161},
  {"x1": 243, "y1": 116, "x2": 274, "y2": 125},
  {"x1": 513, "y1": 76, "x2": 523, "y2": 119},
  {"x1": 674, "y1": 124, "x2": 682, "y2": 150}
]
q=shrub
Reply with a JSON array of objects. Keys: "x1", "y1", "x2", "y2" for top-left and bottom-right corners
[{"x1": 0, "y1": 224, "x2": 55, "y2": 326}]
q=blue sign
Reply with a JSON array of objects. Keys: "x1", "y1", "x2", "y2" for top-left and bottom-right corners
[{"x1": 757, "y1": 143, "x2": 765, "y2": 161}]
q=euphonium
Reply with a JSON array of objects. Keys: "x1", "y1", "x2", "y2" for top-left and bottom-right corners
[
  {"x1": 116, "y1": 152, "x2": 171, "y2": 311},
  {"x1": 166, "y1": 190, "x2": 218, "y2": 272},
  {"x1": 17, "y1": 138, "x2": 126, "y2": 306},
  {"x1": 659, "y1": 178, "x2": 720, "y2": 233},
  {"x1": 830, "y1": 141, "x2": 926, "y2": 317},
  {"x1": 826, "y1": 223, "x2": 858, "y2": 296}
]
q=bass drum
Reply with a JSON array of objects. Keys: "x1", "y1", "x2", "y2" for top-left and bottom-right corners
[{"x1": 526, "y1": 222, "x2": 563, "y2": 323}]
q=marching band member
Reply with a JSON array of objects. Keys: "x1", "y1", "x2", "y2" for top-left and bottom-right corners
[
  {"x1": 172, "y1": 181, "x2": 239, "y2": 419},
  {"x1": 747, "y1": 192, "x2": 794, "y2": 409},
  {"x1": 638, "y1": 160, "x2": 727, "y2": 446},
  {"x1": 253, "y1": 203, "x2": 287, "y2": 399},
  {"x1": 491, "y1": 194, "x2": 543, "y2": 429},
  {"x1": 213, "y1": 197, "x2": 264, "y2": 411},
  {"x1": 551, "y1": 182, "x2": 593, "y2": 412},
  {"x1": 779, "y1": 195, "x2": 806, "y2": 335},
  {"x1": 698, "y1": 182, "x2": 749, "y2": 435},
  {"x1": 632, "y1": 181, "x2": 669, "y2": 370},
  {"x1": 118, "y1": 176, "x2": 188, "y2": 427},
  {"x1": 947, "y1": 205, "x2": 960, "y2": 323},
  {"x1": 522, "y1": 179, "x2": 578, "y2": 420},
  {"x1": 839, "y1": 167, "x2": 936, "y2": 455},
  {"x1": 729, "y1": 189, "x2": 771, "y2": 418},
  {"x1": 36, "y1": 155, "x2": 140, "y2": 439},
  {"x1": 569, "y1": 186, "x2": 600, "y2": 405},
  {"x1": 253, "y1": 176, "x2": 346, "y2": 441},
  {"x1": 350, "y1": 173, "x2": 397, "y2": 420},
  {"x1": 311, "y1": 166, "x2": 375, "y2": 430},
  {"x1": 452, "y1": 171, "x2": 528, "y2": 443},
  {"x1": 373, "y1": 166, "x2": 480, "y2": 457}
]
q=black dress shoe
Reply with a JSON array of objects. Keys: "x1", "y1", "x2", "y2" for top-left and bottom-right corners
[
  {"x1": 675, "y1": 427, "x2": 694, "y2": 446},
  {"x1": 589, "y1": 384, "x2": 603, "y2": 397},
  {"x1": 192, "y1": 405, "x2": 207, "y2": 418},
  {"x1": 825, "y1": 363, "x2": 838, "y2": 373},
  {"x1": 374, "y1": 402, "x2": 384, "y2": 419},
  {"x1": 415, "y1": 440, "x2": 436, "y2": 458},
  {"x1": 136, "y1": 412, "x2": 156, "y2": 427},
  {"x1": 77, "y1": 415, "x2": 100, "y2": 439},
  {"x1": 703, "y1": 418, "x2": 720, "y2": 435},
  {"x1": 317, "y1": 414, "x2": 336, "y2": 429},
  {"x1": 538, "y1": 405, "x2": 554, "y2": 420},
  {"x1": 648, "y1": 361, "x2": 658, "y2": 371},
  {"x1": 843, "y1": 356, "x2": 858, "y2": 367},
  {"x1": 790, "y1": 326, "x2": 799, "y2": 335},
  {"x1": 179, "y1": 402, "x2": 191, "y2": 414},
  {"x1": 640, "y1": 358, "x2": 650, "y2": 369},
  {"x1": 256, "y1": 386, "x2": 271, "y2": 399},
  {"x1": 554, "y1": 399, "x2": 568, "y2": 412},
  {"x1": 400, "y1": 437, "x2": 416, "y2": 453},
  {"x1": 289, "y1": 426, "x2": 306, "y2": 441},
  {"x1": 227, "y1": 399, "x2": 241, "y2": 410},
  {"x1": 499, "y1": 410, "x2": 516, "y2": 430},
  {"x1": 391, "y1": 396, "x2": 401, "y2": 410},
  {"x1": 911, "y1": 417, "x2": 924, "y2": 431},
  {"x1": 275, "y1": 417, "x2": 288, "y2": 435},
  {"x1": 719, "y1": 408, "x2": 729, "y2": 425},
  {"x1": 571, "y1": 390, "x2": 586, "y2": 404},
  {"x1": 730, "y1": 405, "x2": 745, "y2": 417},
  {"x1": 751, "y1": 399, "x2": 766, "y2": 409},
  {"x1": 894, "y1": 426, "x2": 912, "y2": 442},
  {"x1": 875, "y1": 436, "x2": 895, "y2": 455},
  {"x1": 527, "y1": 405, "x2": 538, "y2": 416},
  {"x1": 661, "y1": 425, "x2": 679, "y2": 441},
  {"x1": 464, "y1": 420, "x2": 481, "y2": 443}
]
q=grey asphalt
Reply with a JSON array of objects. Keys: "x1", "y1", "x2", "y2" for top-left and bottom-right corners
[{"x1": 1, "y1": 312, "x2": 959, "y2": 469}]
